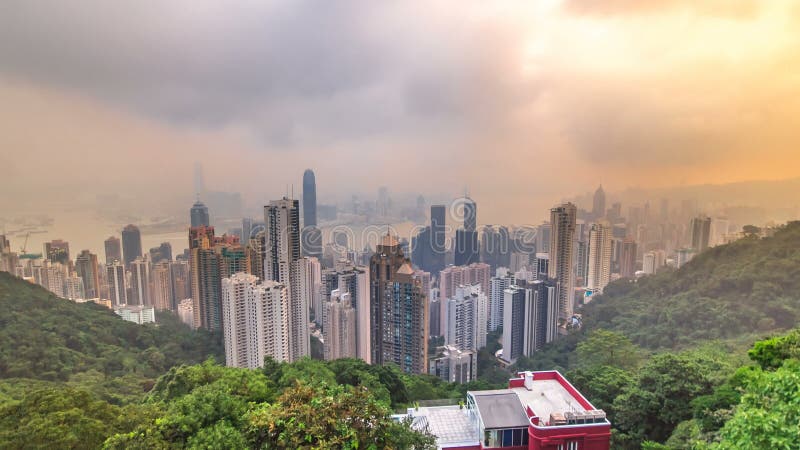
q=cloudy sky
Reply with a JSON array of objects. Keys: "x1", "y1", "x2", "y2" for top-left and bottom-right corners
[{"x1": 1, "y1": 0, "x2": 800, "y2": 224}]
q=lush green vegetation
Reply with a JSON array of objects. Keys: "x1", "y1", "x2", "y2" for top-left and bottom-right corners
[
  {"x1": 0, "y1": 272, "x2": 223, "y2": 384},
  {"x1": 3, "y1": 222, "x2": 800, "y2": 449},
  {"x1": 583, "y1": 222, "x2": 800, "y2": 349},
  {"x1": 504, "y1": 222, "x2": 800, "y2": 448}
]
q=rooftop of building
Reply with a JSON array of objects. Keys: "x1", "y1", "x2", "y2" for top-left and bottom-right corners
[
  {"x1": 469, "y1": 390, "x2": 530, "y2": 429},
  {"x1": 406, "y1": 405, "x2": 479, "y2": 447},
  {"x1": 405, "y1": 371, "x2": 609, "y2": 448}
]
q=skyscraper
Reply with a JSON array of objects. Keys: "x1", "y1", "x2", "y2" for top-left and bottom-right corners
[
  {"x1": 152, "y1": 261, "x2": 173, "y2": 311},
  {"x1": 592, "y1": 185, "x2": 606, "y2": 219},
  {"x1": 75, "y1": 250, "x2": 100, "y2": 299},
  {"x1": 690, "y1": 215, "x2": 712, "y2": 252},
  {"x1": 619, "y1": 237, "x2": 638, "y2": 278},
  {"x1": 222, "y1": 273, "x2": 290, "y2": 368},
  {"x1": 481, "y1": 226, "x2": 511, "y2": 270},
  {"x1": 323, "y1": 289, "x2": 357, "y2": 361},
  {"x1": 429, "y1": 205, "x2": 447, "y2": 273},
  {"x1": 44, "y1": 240, "x2": 70, "y2": 265},
  {"x1": 170, "y1": 259, "x2": 191, "y2": 310},
  {"x1": 548, "y1": 203, "x2": 577, "y2": 320},
  {"x1": 320, "y1": 262, "x2": 371, "y2": 361},
  {"x1": 149, "y1": 242, "x2": 173, "y2": 263},
  {"x1": 106, "y1": 261, "x2": 127, "y2": 306},
  {"x1": 190, "y1": 225, "x2": 223, "y2": 331},
  {"x1": 586, "y1": 222, "x2": 612, "y2": 292},
  {"x1": 454, "y1": 197, "x2": 479, "y2": 266},
  {"x1": 302, "y1": 169, "x2": 317, "y2": 227},
  {"x1": 104, "y1": 236, "x2": 122, "y2": 264},
  {"x1": 129, "y1": 256, "x2": 152, "y2": 306},
  {"x1": 264, "y1": 198, "x2": 310, "y2": 361},
  {"x1": 121, "y1": 224, "x2": 142, "y2": 269},
  {"x1": 191, "y1": 199, "x2": 210, "y2": 227},
  {"x1": 264, "y1": 198, "x2": 300, "y2": 283},
  {"x1": 489, "y1": 269, "x2": 515, "y2": 332},
  {"x1": 501, "y1": 279, "x2": 557, "y2": 364},
  {"x1": 370, "y1": 233, "x2": 428, "y2": 374},
  {"x1": 438, "y1": 263, "x2": 490, "y2": 335},
  {"x1": 445, "y1": 284, "x2": 488, "y2": 351}
]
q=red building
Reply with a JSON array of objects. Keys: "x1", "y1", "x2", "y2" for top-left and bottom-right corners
[{"x1": 404, "y1": 371, "x2": 610, "y2": 450}]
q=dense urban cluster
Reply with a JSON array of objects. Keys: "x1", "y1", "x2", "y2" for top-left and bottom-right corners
[
  {"x1": 0, "y1": 170, "x2": 773, "y2": 379},
  {"x1": 0, "y1": 170, "x2": 794, "y2": 450}
]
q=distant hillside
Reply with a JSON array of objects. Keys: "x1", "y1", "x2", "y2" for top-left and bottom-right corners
[
  {"x1": 583, "y1": 221, "x2": 800, "y2": 349},
  {"x1": 0, "y1": 272, "x2": 223, "y2": 383}
]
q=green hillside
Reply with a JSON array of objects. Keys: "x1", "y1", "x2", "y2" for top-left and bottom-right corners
[
  {"x1": 583, "y1": 221, "x2": 800, "y2": 349},
  {"x1": 0, "y1": 271, "x2": 223, "y2": 384}
]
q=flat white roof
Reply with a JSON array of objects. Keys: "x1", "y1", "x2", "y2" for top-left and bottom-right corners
[
  {"x1": 410, "y1": 405, "x2": 479, "y2": 447},
  {"x1": 512, "y1": 379, "x2": 586, "y2": 425}
]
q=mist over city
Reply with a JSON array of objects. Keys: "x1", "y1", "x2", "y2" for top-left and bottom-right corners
[{"x1": 2, "y1": 1, "x2": 800, "y2": 449}]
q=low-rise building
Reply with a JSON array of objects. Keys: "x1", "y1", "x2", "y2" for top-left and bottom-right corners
[
  {"x1": 115, "y1": 305, "x2": 156, "y2": 324},
  {"x1": 403, "y1": 370, "x2": 611, "y2": 450}
]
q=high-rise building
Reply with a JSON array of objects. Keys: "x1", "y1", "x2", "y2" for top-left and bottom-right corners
[
  {"x1": 454, "y1": 197, "x2": 479, "y2": 266},
  {"x1": 489, "y1": 268, "x2": 515, "y2": 332},
  {"x1": 429, "y1": 346, "x2": 477, "y2": 384},
  {"x1": 502, "y1": 285, "x2": 527, "y2": 362},
  {"x1": 149, "y1": 242, "x2": 173, "y2": 263},
  {"x1": 445, "y1": 284, "x2": 488, "y2": 351},
  {"x1": 438, "y1": 263, "x2": 490, "y2": 335},
  {"x1": 575, "y1": 240, "x2": 589, "y2": 285},
  {"x1": 152, "y1": 261, "x2": 173, "y2": 310},
  {"x1": 619, "y1": 238, "x2": 638, "y2": 278},
  {"x1": 104, "y1": 236, "x2": 122, "y2": 264},
  {"x1": 481, "y1": 226, "x2": 511, "y2": 270},
  {"x1": 177, "y1": 298, "x2": 194, "y2": 328},
  {"x1": 75, "y1": 250, "x2": 100, "y2": 299},
  {"x1": 106, "y1": 261, "x2": 127, "y2": 306},
  {"x1": 129, "y1": 256, "x2": 152, "y2": 306},
  {"x1": 264, "y1": 198, "x2": 300, "y2": 283},
  {"x1": 643, "y1": 250, "x2": 666, "y2": 275},
  {"x1": 264, "y1": 198, "x2": 310, "y2": 361},
  {"x1": 246, "y1": 231, "x2": 265, "y2": 280},
  {"x1": 370, "y1": 233, "x2": 428, "y2": 374},
  {"x1": 302, "y1": 169, "x2": 317, "y2": 227},
  {"x1": 586, "y1": 222, "x2": 612, "y2": 292},
  {"x1": 64, "y1": 275, "x2": 84, "y2": 300},
  {"x1": 536, "y1": 223, "x2": 551, "y2": 253},
  {"x1": 121, "y1": 225, "x2": 142, "y2": 269},
  {"x1": 323, "y1": 289, "x2": 357, "y2": 361},
  {"x1": 190, "y1": 199, "x2": 210, "y2": 227},
  {"x1": 44, "y1": 240, "x2": 70, "y2": 266},
  {"x1": 501, "y1": 279, "x2": 558, "y2": 364},
  {"x1": 690, "y1": 215, "x2": 712, "y2": 252},
  {"x1": 592, "y1": 185, "x2": 606, "y2": 219},
  {"x1": 222, "y1": 273, "x2": 290, "y2": 368},
  {"x1": 190, "y1": 225, "x2": 223, "y2": 331},
  {"x1": 170, "y1": 259, "x2": 190, "y2": 310},
  {"x1": 301, "y1": 226, "x2": 323, "y2": 260},
  {"x1": 527, "y1": 279, "x2": 559, "y2": 353},
  {"x1": 548, "y1": 203, "x2": 577, "y2": 320}
]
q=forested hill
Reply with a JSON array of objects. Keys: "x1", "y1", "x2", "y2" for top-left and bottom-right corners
[
  {"x1": 0, "y1": 272, "x2": 223, "y2": 382},
  {"x1": 583, "y1": 221, "x2": 800, "y2": 349}
]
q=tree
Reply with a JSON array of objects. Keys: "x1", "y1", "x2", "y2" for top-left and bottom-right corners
[
  {"x1": 576, "y1": 330, "x2": 642, "y2": 371},
  {"x1": 613, "y1": 353, "x2": 714, "y2": 445},
  {"x1": 246, "y1": 383, "x2": 436, "y2": 449},
  {"x1": 710, "y1": 361, "x2": 800, "y2": 449}
]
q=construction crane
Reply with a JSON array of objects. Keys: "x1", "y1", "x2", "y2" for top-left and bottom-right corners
[{"x1": 19, "y1": 232, "x2": 43, "y2": 260}]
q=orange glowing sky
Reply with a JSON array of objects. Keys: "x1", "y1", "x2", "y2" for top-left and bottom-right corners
[{"x1": 1, "y1": 0, "x2": 799, "y2": 224}]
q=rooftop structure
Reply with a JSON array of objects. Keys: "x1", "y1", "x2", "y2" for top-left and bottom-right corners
[{"x1": 404, "y1": 370, "x2": 610, "y2": 450}]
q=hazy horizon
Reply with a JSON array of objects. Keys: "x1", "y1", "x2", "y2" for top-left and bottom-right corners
[{"x1": 2, "y1": 0, "x2": 800, "y2": 249}]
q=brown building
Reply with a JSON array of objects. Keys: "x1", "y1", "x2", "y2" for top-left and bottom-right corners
[{"x1": 370, "y1": 233, "x2": 429, "y2": 374}]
